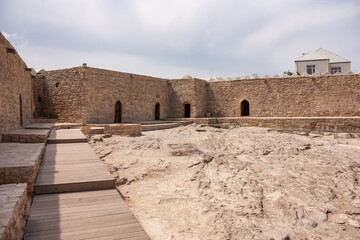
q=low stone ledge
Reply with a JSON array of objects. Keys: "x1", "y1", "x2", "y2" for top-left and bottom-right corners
[
  {"x1": 168, "y1": 117, "x2": 360, "y2": 132},
  {"x1": 0, "y1": 183, "x2": 28, "y2": 240},
  {"x1": 2, "y1": 129, "x2": 49, "y2": 143},
  {"x1": 0, "y1": 143, "x2": 46, "y2": 192},
  {"x1": 103, "y1": 124, "x2": 141, "y2": 136}
]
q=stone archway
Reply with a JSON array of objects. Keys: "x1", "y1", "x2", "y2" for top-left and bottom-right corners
[
  {"x1": 19, "y1": 94, "x2": 23, "y2": 126},
  {"x1": 114, "y1": 101, "x2": 122, "y2": 123},
  {"x1": 155, "y1": 103, "x2": 160, "y2": 120},
  {"x1": 184, "y1": 102, "x2": 191, "y2": 118},
  {"x1": 241, "y1": 100, "x2": 249, "y2": 116}
]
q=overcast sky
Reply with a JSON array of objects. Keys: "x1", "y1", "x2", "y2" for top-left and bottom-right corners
[{"x1": 1, "y1": 0, "x2": 359, "y2": 79}]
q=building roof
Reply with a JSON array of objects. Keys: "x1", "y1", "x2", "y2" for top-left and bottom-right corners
[{"x1": 295, "y1": 48, "x2": 350, "y2": 63}]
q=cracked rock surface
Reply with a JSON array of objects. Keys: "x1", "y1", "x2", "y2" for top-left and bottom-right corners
[{"x1": 90, "y1": 124, "x2": 360, "y2": 240}]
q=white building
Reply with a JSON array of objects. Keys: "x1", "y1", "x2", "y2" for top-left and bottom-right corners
[{"x1": 295, "y1": 48, "x2": 351, "y2": 75}]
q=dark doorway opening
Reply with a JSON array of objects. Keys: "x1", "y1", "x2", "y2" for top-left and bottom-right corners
[
  {"x1": 19, "y1": 94, "x2": 23, "y2": 126},
  {"x1": 241, "y1": 100, "x2": 249, "y2": 116},
  {"x1": 114, "y1": 101, "x2": 122, "y2": 123},
  {"x1": 184, "y1": 103, "x2": 191, "y2": 118},
  {"x1": 155, "y1": 103, "x2": 160, "y2": 120}
]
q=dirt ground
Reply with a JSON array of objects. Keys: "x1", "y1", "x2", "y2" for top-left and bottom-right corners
[{"x1": 90, "y1": 124, "x2": 360, "y2": 240}]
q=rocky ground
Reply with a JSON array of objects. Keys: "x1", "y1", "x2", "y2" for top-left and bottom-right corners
[{"x1": 90, "y1": 124, "x2": 360, "y2": 240}]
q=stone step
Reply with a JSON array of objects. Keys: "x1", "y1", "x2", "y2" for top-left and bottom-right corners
[
  {"x1": 142, "y1": 121, "x2": 192, "y2": 131},
  {"x1": 0, "y1": 184, "x2": 28, "y2": 240},
  {"x1": 25, "y1": 123, "x2": 82, "y2": 130},
  {"x1": 90, "y1": 127, "x2": 104, "y2": 134},
  {"x1": 0, "y1": 143, "x2": 46, "y2": 192},
  {"x1": 31, "y1": 118, "x2": 59, "y2": 123},
  {"x1": 2, "y1": 129, "x2": 50, "y2": 143}
]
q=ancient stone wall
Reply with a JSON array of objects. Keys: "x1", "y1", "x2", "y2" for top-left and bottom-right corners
[
  {"x1": 169, "y1": 78, "x2": 208, "y2": 118},
  {"x1": 82, "y1": 67, "x2": 171, "y2": 123},
  {"x1": 40, "y1": 67, "x2": 85, "y2": 122},
  {"x1": 207, "y1": 74, "x2": 360, "y2": 117},
  {"x1": 0, "y1": 33, "x2": 34, "y2": 141}
]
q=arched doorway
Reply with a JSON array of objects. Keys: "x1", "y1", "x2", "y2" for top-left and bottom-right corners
[
  {"x1": 19, "y1": 94, "x2": 23, "y2": 126},
  {"x1": 184, "y1": 102, "x2": 191, "y2": 118},
  {"x1": 114, "y1": 101, "x2": 122, "y2": 123},
  {"x1": 241, "y1": 100, "x2": 249, "y2": 116},
  {"x1": 155, "y1": 103, "x2": 160, "y2": 120}
]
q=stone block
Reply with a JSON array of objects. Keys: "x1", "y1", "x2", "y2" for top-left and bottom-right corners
[
  {"x1": 0, "y1": 184, "x2": 27, "y2": 240},
  {"x1": 0, "y1": 143, "x2": 45, "y2": 192},
  {"x1": 104, "y1": 124, "x2": 141, "y2": 136}
]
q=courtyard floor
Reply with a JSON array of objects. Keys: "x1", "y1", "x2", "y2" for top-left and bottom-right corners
[{"x1": 90, "y1": 124, "x2": 360, "y2": 240}]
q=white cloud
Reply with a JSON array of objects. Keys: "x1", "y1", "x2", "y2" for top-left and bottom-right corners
[
  {"x1": 1, "y1": 0, "x2": 359, "y2": 77},
  {"x1": 2, "y1": 32, "x2": 19, "y2": 39}
]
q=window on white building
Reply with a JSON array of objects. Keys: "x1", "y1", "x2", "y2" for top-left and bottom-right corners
[
  {"x1": 306, "y1": 65, "x2": 315, "y2": 75},
  {"x1": 331, "y1": 67, "x2": 341, "y2": 74}
]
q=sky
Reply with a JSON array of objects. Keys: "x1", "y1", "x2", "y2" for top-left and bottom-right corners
[{"x1": 1, "y1": 0, "x2": 359, "y2": 79}]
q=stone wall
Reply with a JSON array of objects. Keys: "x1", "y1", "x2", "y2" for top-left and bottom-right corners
[
  {"x1": 83, "y1": 67, "x2": 171, "y2": 123},
  {"x1": 207, "y1": 74, "x2": 360, "y2": 117},
  {"x1": 169, "y1": 78, "x2": 208, "y2": 118},
  {"x1": 39, "y1": 67, "x2": 85, "y2": 122},
  {"x1": 0, "y1": 33, "x2": 34, "y2": 141},
  {"x1": 33, "y1": 61, "x2": 359, "y2": 124}
]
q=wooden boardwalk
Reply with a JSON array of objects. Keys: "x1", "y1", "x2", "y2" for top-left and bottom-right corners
[
  {"x1": 47, "y1": 129, "x2": 87, "y2": 144},
  {"x1": 25, "y1": 128, "x2": 150, "y2": 240},
  {"x1": 34, "y1": 143, "x2": 115, "y2": 194},
  {"x1": 24, "y1": 190, "x2": 150, "y2": 240}
]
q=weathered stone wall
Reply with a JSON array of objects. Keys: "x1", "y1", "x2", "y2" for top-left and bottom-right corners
[
  {"x1": 0, "y1": 33, "x2": 34, "y2": 141},
  {"x1": 34, "y1": 62, "x2": 359, "y2": 124},
  {"x1": 169, "y1": 78, "x2": 208, "y2": 118},
  {"x1": 207, "y1": 74, "x2": 360, "y2": 117},
  {"x1": 40, "y1": 67, "x2": 85, "y2": 122},
  {"x1": 83, "y1": 67, "x2": 171, "y2": 123}
]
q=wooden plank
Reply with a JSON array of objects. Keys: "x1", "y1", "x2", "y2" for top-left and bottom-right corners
[
  {"x1": 24, "y1": 129, "x2": 149, "y2": 239},
  {"x1": 35, "y1": 180, "x2": 115, "y2": 194},
  {"x1": 47, "y1": 129, "x2": 87, "y2": 144},
  {"x1": 34, "y1": 142, "x2": 114, "y2": 194},
  {"x1": 32, "y1": 189, "x2": 117, "y2": 201},
  {"x1": 24, "y1": 190, "x2": 150, "y2": 240}
]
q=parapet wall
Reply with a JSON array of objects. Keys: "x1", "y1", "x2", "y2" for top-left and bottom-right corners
[
  {"x1": 0, "y1": 33, "x2": 34, "y2": 141},
  {"x1": 207, "y1": 74, "x2": 360, "y2": 117}
]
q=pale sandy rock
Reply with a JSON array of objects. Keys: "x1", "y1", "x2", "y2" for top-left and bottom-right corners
[
  {"x1": 348, "y1": 219, "x2": 360, "y2": 228},
  {"x1": 352, "y1": 198, "x2": 360, "y2": 208},
  {"x1": 90, "y1": 125, "x2": 360, "y2": 240}
]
